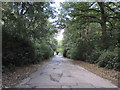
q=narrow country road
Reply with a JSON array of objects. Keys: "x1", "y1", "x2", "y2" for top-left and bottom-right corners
[{"x1": 16, "y1": 55, "x2": 118, "y2": 88}]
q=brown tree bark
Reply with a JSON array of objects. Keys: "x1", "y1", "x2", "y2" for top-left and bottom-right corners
[
  {"x1": 98, "y1": 2, "x2": 108, "y2": 49},
  {"x1": 98, "y1": 2, "x2": 107, "y2": 36}
]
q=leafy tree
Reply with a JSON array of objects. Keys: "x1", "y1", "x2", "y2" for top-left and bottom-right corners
[
  {"x1": 2, "y1": 2, "x2": 57, "y2": 70},
  {"x1": 58, "y1": 2, "x2": 120, "y2": 71}
]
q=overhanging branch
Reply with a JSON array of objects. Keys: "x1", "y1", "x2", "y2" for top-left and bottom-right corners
[{"x1": 76, "y1": 15, "x2": 101, "y2": 22}]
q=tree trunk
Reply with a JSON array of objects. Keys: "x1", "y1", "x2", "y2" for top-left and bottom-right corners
[
  {"x1": 98, "y1": 2, "x2": 107, "y2": 35},
  {"x1": 98, "y1": 2, "x2": 108, "y2": 49}
]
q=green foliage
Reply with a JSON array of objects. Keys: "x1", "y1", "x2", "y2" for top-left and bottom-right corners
[
  {"x1": 70, "y1": 47, "x2": 81, "y2": 60},
  {"x1": 33, "y1": 43, "x2": 54, "y2": 63},
  {"x1": 2, "y1": 2, "x2": 57, "y2": 71},
  {"x1": 86, "y1": 49, "x2": 101, "y2": 64},
  {"x1": 2, "y1": 30, "x2": 55, "y2": 67},
  {"x1": 63, "y1": 49, "x2": 68, "y2": 57},
  {"x1": 56, "y1": 40, "x2": 63, "y2": 53},
  {"x1": 59, "y1": 2, "x2": 120, "y2": 71},
  {"x1": 3, "y1": 31, "x2": 35, "y2": 67},
  {"x1": 97, "y1": 48, "x2": 119, "y2": 70},
  {"x1": 38, "y1": 43, "x2": 52, "y2": 59}
]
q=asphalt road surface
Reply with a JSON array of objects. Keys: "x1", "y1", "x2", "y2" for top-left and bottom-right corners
[{"x1": 16, "y1": 55, "x2": 118, "y2": 88}]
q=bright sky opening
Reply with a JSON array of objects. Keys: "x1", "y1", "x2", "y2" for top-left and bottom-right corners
[
  {"x1": 56, "y1": 29, "x2": 64, "y2": 40},
  {"x1": 50, "y1": 0, "x2": 65, "y2": 40}
]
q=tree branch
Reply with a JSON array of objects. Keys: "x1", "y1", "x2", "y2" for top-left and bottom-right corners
[
  {"x1": 106, "y1": 5, "x2": 116, "y2": 13},
  {"x1": 80, "y1": 9, "x2": 100, "y2": 12},
  {"x1": 81, "y1": 20, "x2": 101, "y2": 25},
  {"x1": 107, "y1": 16, "x2": 119, "y2": 20},
  {"x1": 107, "y1": 20, "x2": 113, "y2": 30},
  {"x1": 76, "y1": 15, "x2": 101, "y2": 21}
]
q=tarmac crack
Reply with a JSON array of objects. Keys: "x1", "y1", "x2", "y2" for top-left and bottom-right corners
[{"x1": 50, "y1": 73, "x2": 63, "y2": 82}]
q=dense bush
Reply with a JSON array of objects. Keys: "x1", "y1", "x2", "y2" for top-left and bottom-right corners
[
  {"x1": 34, "y1": 43, "x2": 53, "y2": 61},
  {"x1": 97, "y1": 48, "x2": 119, "y2": 71},
  {"x1": 63, "y1": 49, "x2": 68, "y2": 57},
  {"x1": 86, "y1": 49, "x2": 101, "y2": 64},
  {"x1": 70, "y1": 47, "x2": 82, "y2": 60},
  {"x1": 61, "y1": 2, "x2": 119, "y2": 71},
  {"x1": 2, "y1": 2, "x2": 57, "y2": 71},
  {"x1": 69, "y1": 41, "x2": 93, "y2": 61},
  {"x1": 3, "y1": 31, "x2": 35, "y2": 67},
  {"x1": 2, "y1": 31, "x2": 55, "y2": 70}
]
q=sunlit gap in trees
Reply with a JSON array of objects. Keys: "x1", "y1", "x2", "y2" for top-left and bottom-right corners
[
  {"x1": 49, "y1": 0, "x2": 65, "y2": 41},
  {"x1": 55, "y1": 29, "x2": 64, "y2": 40}
]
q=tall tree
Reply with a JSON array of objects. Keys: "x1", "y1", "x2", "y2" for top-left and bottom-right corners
[{"x1": 57, "y1": 2, "x2": 120, "y2": 71}]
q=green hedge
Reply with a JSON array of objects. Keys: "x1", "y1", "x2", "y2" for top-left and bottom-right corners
[
  {"x1": 86, "y1": 49, "x2": 101, "y2": 64},
  {"x1": 3, "y1": 31, "x2": 35, "y2": 67},
  {"x1": 34, "y1": 43, "x2": 54, "y2": 63},
  {"x1": 2, "y1": 31, "x2": 54, "y2": 70},
  {"x1": 97, "y1": 48, "x2": 120, "y2": 71},
  {"x1": 63, "y1": 41, "x2": 119, "y2": 71}
]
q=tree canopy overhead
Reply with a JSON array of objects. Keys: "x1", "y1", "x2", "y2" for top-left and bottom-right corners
[
  {"x1": 57, "y1": 2, "x2": 120, "y2": 71},
  {"x1": 2, "y1": 2, "x2": 58, "y2": 69},
  {"x1": 2, "y1": 2, "x2": 120, "y2": 71}
]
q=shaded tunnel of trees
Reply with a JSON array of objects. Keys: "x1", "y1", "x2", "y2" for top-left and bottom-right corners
[
  {"x1": 2, "y1": 2, "x2": 57, "y2": 71},
  {"x1": 2, "y1": 2, "x2": 120, "y2": 72},
  {"x1": 58, "y1": 2, "x2": 120, "y2": 71}
]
